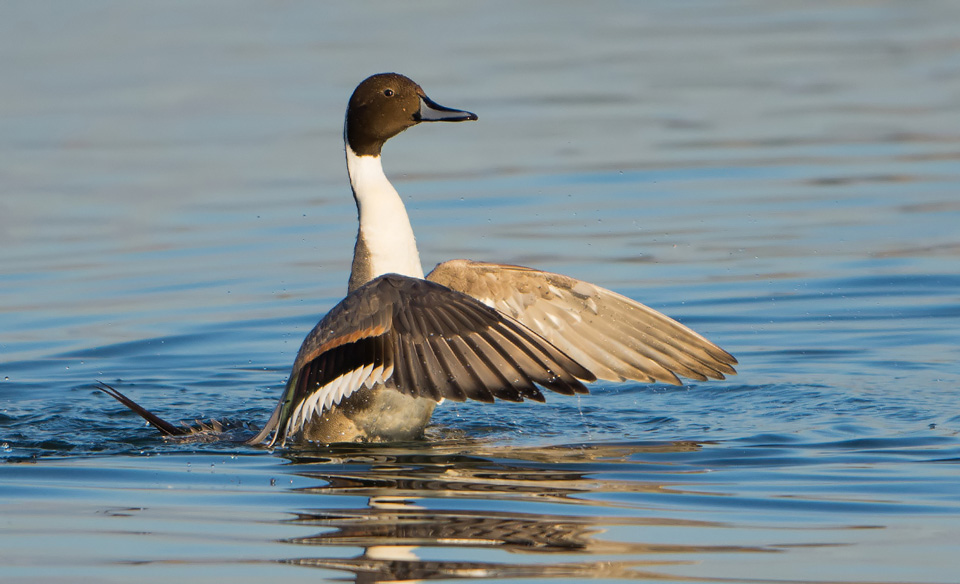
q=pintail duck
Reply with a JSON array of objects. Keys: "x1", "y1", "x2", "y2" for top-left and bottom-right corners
[{"x1": 102, "y1": 73, "x2": 737, "y2": 447}]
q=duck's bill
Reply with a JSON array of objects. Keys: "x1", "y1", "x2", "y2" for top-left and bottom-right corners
[{"x1": 417, "y1": 95, "x2": 478, "y2": 122}]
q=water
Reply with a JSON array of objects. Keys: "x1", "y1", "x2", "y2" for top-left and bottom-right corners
[{"x1": 2, "y1": 1, "x2": 960, "y2": 582}]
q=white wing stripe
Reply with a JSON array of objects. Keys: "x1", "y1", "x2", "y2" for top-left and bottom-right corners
[
  {"x1": 286, "y1": 363, "x2": 385, "y2": 438},
  {"x1": 363, "y1": 364, "x2": 384, "y2": 390}
]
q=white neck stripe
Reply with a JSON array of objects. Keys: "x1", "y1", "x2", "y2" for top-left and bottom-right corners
[{"x1": 345, "y1": 146, "x2": 424, "y2": 284}]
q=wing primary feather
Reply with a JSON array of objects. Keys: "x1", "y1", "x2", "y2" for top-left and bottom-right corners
[
  {"x1": 603, "y1": 299, "x2": 737, "y2": 370},
  {"x1": 430, "y1": 305, "x2": 497, "y2": 402},
  {"x1": 606, "y1": 303, "x2": 731, "y2": 378},
  {"x1": 447, "y1": 334, "x2": 498, "y2": 402},
  {"x1": 500, "y1": 317, "x2": 593, "y2": 384},
  {"x1": 396, "y1": 329, "x2": 430, "y2": 398},
  {"x1": 413, "y1": 305, "x2": 463, "y2": 401},
  {"x1": 574, "y1": 322, "x2": 682, "y2": 385},
  {"x1": 389, "y1": 328, "x2": 411, "y2": 392},
  {"x1": 470, "y1": 331, "x2": 545, "y2": 401},
  {"x1": 434, "y1": 296, "x2": 558, "y2": 401},
  {"x1": 412, "y1": 336, "x2": 449, "y2": 401},
  {"x1": 609, "y1": 317, "x2": 723, "y2": 381},
  {"x1": 427, "y1": 334, "x2": 470, "y2": 401},
  {"x1": 461, "y1": 332, "x2": 529, "y2": 402},
  {"x1": 488, "y1": 321, "x2": 589, "y2": 396}
]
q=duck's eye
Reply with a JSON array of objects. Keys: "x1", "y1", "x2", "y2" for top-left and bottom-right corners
[{"x1": 383, "y1": 89, "x2": 394, "y2": 97}]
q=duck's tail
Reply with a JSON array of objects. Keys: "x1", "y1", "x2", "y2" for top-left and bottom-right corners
[
  {"x1": 97, "y1": 381, "x2": 263, "y2": 443},
  {"x1": 96, "y1": 381, "x2": 188, "y2": 436}
]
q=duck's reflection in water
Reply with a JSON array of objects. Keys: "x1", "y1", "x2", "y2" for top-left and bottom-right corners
[{"x1": 276, "y1": 440, "x2": 781, "y2": 582}]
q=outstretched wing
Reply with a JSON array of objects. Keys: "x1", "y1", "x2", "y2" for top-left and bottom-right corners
[
  {"x1": 250, "y1": 274, "x2": 594, "y2": 446},
  {"x1": 427, "y1": 260, "x2": 737, "y2": 385}
]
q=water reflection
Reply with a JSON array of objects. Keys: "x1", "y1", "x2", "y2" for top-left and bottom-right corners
[
  {"x1": 278, "y1": 441, "x2": 785, "y2": 583},
  {"x1": 286, "y1": 555, "x2": 687, "y2": 583},
  {"x1": 287, "y1": 440, "x2": 705, "y2": 504}
]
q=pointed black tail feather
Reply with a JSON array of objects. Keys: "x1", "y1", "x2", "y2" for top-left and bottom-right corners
[{"x1": 96, "y1": 381, "x2": 188, "y2": 436}]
